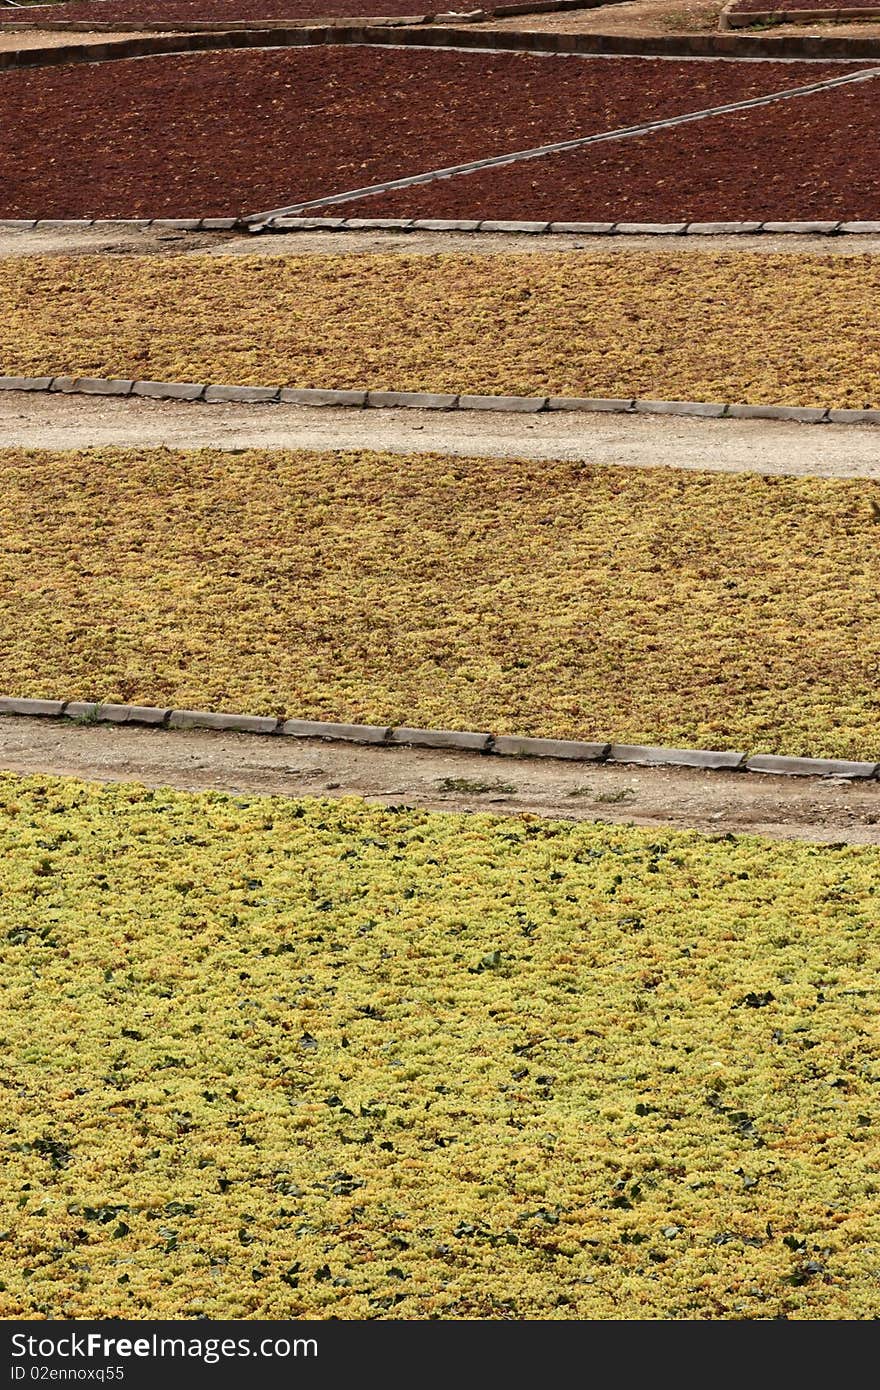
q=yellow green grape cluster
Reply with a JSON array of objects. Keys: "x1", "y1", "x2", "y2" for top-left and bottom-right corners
[{"x1": 2, "y1": 776, "x2": 880, "y2": 1319}]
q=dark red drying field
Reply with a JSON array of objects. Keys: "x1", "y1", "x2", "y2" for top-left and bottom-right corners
[
  {"x1": 0, "y1": 49, "x2": 854, "y2": 218},
  {"x1": 333, "y1": 73, "x2": 880, "y2": 221},
  {"x1": 0, "y1": 0, "x2": 430, "y2": 24}
]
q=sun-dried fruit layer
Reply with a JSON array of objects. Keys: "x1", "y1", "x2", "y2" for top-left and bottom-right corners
[
  {"x1": 0, "y1": 0, "x2": 437, "y2": 22},
  {"x1": 4, "y1": 252, "x2": 880, "y2": 409},
  {"x1": 1, "y1": 446, "x2": 879, "y2": 758},
  {"x1": 335, "y1": 70, "x2": 880, "y2": 222},
  {"x1": 0, "y1": 50, "x2": 855, "y2": 217},
  {"x1": 2, "y1": 777, "x2": 880, "y2": 1319}
]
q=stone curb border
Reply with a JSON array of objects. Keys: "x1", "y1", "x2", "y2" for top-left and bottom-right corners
[
  {"x1": 264, "y1": 216, "x2": 880, "y2": 234},
  {"x1": 0, "y1": 217, "x2": 240, "y2": 231},
  {"x1": 5, "y1": 217, "x2": 880, "y2": 236},
  {"x1": 720, "y1": 4, "x2": 880, "y2": 30},
  {"x1": 1, "y1": 374, "x2": 878, "y2": 425},
  {"x1": 4, "y1": 21, "x2": 880, "y2": 71},
  {"x1": 1, "y1": 697, "x2": 876, "y2": 780}
]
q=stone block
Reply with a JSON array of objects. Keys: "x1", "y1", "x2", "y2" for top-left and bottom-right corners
[
  {"x1": 412, "y1": 219, "x2": 483, "y2": 231},
  {"x1": 0, "y1": 376, "x2": 53, "y2": 391},
  {"x1": 279, "y1": 388, "x2": 367, "y2": 407},
  {"x1": 547, "y1": 222, "x2": 615, "y2": 234},
  {"x1": 609, "y1": 743, "x2": 746, "y2": 769},
  {"x1": 458, "y1": 394, "x2": 547, "y2": 412},
  {"x1": 476, "y1": 220, "x2": 550, "y2": 233},
  {"x1": 203, "y1": 385, "x2": 280, "y2": 403},
  {"x1": 343, "y1": 218, "x2": 414, "y2": 230},
  {"x1": 0, "y1": 697, "x2": 65, "y2": 717},
  {"x1": 389, "y1": 726, "x2": 493, "y2": 752},
  {"x1": 168, "y1": 709, "x2": 280, "y2": 734},
  {"x1": 746, "y1": 754, "x2": 877, "y2": 778},
  {"x1": 51, "y1": 377, "x2": 133, "y2": 396},
  {"x1": 635, "y1": 399, "x2": 726, "y2": 417},
  {"x1": 726, "y1": 404, "x2": 828, "y2": 422},
  {"x1": 839, "y1": 221, "x2": 880, "y2": 234},
  {"x1": 826, "y1": 408, "x2": 880, "y2": 425},
  {"x1": 282, "y1": 719, "x2": 391, "y2": 744},
  {"x1": 685, "y1": 222, "x2": 763, "y2": 235},
  {"x1": 132, "y1": 380, "x2": 206, "y2": 401},
  {"x1": 615, "y1": 222, "x2": 687, "y2": 235},
  {"x1": 493, "y1": 735, "x2": 610, "y2": 760},
  {"x1": 367, "y1": 390, "x2": 458, "y2": 409},
  {"x1": 761, "y1": 221, "x2": 841, "y2": 234}
]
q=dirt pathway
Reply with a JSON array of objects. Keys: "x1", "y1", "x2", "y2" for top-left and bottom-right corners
[
  {"x1": 2, "y1": 389, "x2": 879, "y2": 476},
  {"x1": 2, "y1": 715, "x2": 878, "y2": 843},
  {"x1": 473, "y1": 0, "x2": 880, "y2": 38},
  {"x1": 0, "y1": 27, "x2": 151, "y2": 49},
  {"x1": 4, "y1": 226, "x2": 880, "y2": 259}
]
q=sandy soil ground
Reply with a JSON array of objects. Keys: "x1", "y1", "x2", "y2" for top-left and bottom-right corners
[
  {"x1": 3, "y1": 226, "x2": 880, "y2": 259},
  {"x1": 3, "y1": 389, "x2": 880, "y2": 475},
  {"x1": 0, "y1": 225, "x2": 238, "y2": 258},
  {"x1": 0, "y1": 26, "x2": 150, "y2": 48},
  {"x1": 2, "y1": 715, "x2": 878, "y2": 842},
  {"x1": 472, "y1": 0, "x2": 880, "y2": 37},
  {"x1": 224, "y1": 229, "x2": 880, "y2": 256},
  {"x1": 476, "y1": 0, "x2": 727, "y2": 34}
]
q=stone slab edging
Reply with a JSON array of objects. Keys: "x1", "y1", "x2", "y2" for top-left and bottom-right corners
[
  {"x1": 1, "y1": 374, "x2": 878, "y2": 426},
  {"x1": 243, "y1": 65, "x2": 880, "y2": 225},
  {"x1": 0, "y1": 697, "x2": 876, "y2": 779},
  {"x1": 5, "y1": 22, "x2": 880, "y2": 71},
  {"x1": 720, "y1": 3, "x2": 880, "y2": 30},
  {"x1": 264, "y1": 216, "x2": 880, "y2": 234},
  {"x1": 6, "y1": 218, "x2": 880, "y2": 237}
]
